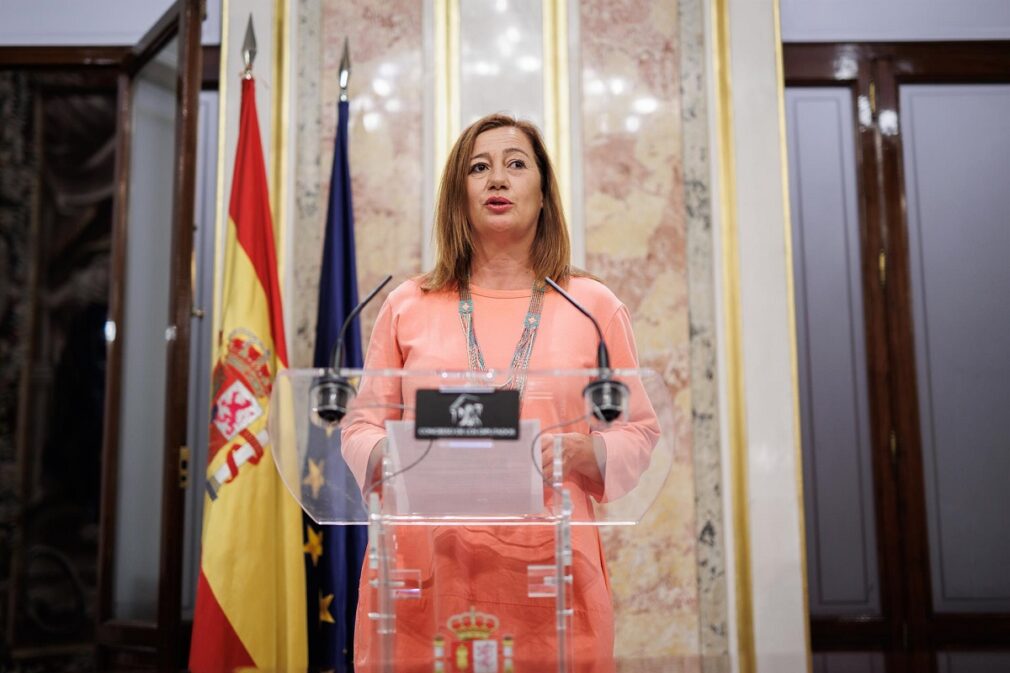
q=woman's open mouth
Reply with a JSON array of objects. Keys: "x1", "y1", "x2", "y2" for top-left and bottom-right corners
[{"x1": 485, "y1": 196, "x2": 513, "y2": 213}]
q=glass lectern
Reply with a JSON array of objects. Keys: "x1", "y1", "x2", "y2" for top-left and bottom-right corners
[{"x1": 270, "y1": 367, "x2": 676, "y2": 673}]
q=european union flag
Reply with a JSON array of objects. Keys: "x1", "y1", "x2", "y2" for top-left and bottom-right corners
[{"x1": 303, "y1": 95, "x2": 368, "y2": 670}]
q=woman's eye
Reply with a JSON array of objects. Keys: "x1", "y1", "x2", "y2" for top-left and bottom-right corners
[
  {"x1": 509, "y1": 159, "x2": 527, "y2": 169},
  {"x1": 469, "y1": 162, "x2": 488, "y2": 173}
]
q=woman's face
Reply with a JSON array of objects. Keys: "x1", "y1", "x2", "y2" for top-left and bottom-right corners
[{"x1": 466, "y1": 126, "x2": 543, "y2": 248}]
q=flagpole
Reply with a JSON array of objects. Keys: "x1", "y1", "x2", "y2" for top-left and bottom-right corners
[{"x1": 304, "y1": 36, "x2": 370, "y2": 669}]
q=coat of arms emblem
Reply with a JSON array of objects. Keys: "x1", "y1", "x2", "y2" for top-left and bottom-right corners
[
  {"x1": 206, "y1": 328, "x2": 274, "y2": 499},
  {"x1": 434, "y1": 606, "x2": 514, "y2": 673}
]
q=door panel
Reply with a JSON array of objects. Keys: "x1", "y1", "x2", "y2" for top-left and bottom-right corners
[
  {"x1": 937, "y1": 652, "x2": 1010, "y2": 673},
  {"x1": 96, "y1": 0, "x2": 203, "y2": 667},
  {"x1": 813, "y1": 652, "x2": 886, "y2": 673},
  {"x1": 111, "y1": 38, "x2": 179, "y2": 621},
  {"x1": 785, "y1": 41, "x2": 1010, "y2": 667},
  {"x1": 786, "y1": 87, "x2": 882, "y2": 617},
  {"x1": 900, "y1": 84, "x2": 1010, "y2": 614},
  {"x1": 181, "y1": 90, "x2": 219, "y2": 620}
]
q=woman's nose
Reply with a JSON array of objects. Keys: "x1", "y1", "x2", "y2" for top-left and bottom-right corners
[{"x1": 487, "y1": 163, "x2": 508, "y2": 188}]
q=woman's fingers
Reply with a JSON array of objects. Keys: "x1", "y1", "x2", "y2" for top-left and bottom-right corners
[
  {"x1": 540, "y1": 433, "x2": 557, "y2": 479},
  {"x1": 538, "y1": 433, "x2": 601, "y2": 484}
]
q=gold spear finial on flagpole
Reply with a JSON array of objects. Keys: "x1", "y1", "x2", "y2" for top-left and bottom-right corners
[
  {"x1": 338, "y1": 37, "x2": 351, "y2": 102},
  {"x1": 242, "y1": 14, "x2": 257, "y2": 79}
]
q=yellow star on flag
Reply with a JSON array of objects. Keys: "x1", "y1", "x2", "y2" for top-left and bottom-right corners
[
  {"x1": 304, "y1": 525, "x2": 323, "y2": 566},
  {"x1": 319, "y1": 592, "x2": 336, "y2": 624},
  {"x1": 303, "y1": 457, "x2": 325, "y2": 499}
]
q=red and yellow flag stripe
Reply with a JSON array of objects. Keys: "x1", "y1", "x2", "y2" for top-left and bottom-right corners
[{"x1": 189, "y1": 77, "x2": 307, "y2": 673}]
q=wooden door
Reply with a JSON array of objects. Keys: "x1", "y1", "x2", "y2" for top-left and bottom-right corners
[
  {"x1": 785, "y1": 42, "x2": 1010, "y2": 673},
  {"x1": 94, "y1": 0, "x2": 203, "y2": 669}
]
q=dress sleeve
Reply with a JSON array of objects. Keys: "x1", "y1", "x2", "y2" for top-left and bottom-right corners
[
  {"x1": 590, "y1": 304, "x2": 661, "y2": 503},
  {"x1": 340, "y1": 297, "x2": 403, "y2": 490}
]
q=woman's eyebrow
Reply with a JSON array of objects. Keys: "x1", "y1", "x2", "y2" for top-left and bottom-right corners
[{"x1": 469, "y1": 147, "x2": 531, "y2": 162}]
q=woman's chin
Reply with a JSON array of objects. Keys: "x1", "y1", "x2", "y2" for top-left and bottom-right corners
[{"x1": 473, "y1": 221, "x2": 535, "y2": 241}]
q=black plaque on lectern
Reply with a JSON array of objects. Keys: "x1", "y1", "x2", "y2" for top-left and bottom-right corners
[{"x1": 414, "y1": 389, "x2": 521, "y2": 439}]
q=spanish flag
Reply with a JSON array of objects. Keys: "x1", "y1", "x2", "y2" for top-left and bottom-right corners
[{"x1": 189, "y1": 76, "x2": 307, "y2": 672}]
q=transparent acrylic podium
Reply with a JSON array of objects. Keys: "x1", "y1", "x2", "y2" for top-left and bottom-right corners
[{"x1": 270, "y1": 367, "x2": 676, "y2": 673}]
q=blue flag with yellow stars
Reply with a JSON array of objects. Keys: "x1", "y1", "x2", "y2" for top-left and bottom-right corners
[{"x1": 302, "y1": 96, "x2": 369, "y2": 670}]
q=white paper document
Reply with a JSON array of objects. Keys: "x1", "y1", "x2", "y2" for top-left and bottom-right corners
[{"x1": 383, "y1": 419, "x2": 545, "y2": 517}]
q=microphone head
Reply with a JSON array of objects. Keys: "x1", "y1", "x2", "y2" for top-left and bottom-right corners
[
  {"x1": 309, "y1": 371, "x2": 357, "y2": 427},
  {"x1": 584, "y1": 378, "x2": 629, "y2": 424}
]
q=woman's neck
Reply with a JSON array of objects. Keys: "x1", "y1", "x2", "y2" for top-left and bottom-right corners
[{"x1": 469, "y1": 243, "x2": 534, "y2": 290}]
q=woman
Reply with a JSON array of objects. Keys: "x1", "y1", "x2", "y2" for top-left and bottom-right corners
[{"x1": 342, "y1": 113, "x2": 658, "y2": 669}]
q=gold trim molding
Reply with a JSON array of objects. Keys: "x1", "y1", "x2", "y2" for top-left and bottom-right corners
[
  {"x1": 433, "y1": 0, "x2": 459, "y2": 189},
  {"x1": 542, "y1": 0, "x2": 572, "y2": 227},
  {"x1": 711, "y1": 0, "x2": 756, "y2": 670},
  {"x1": 772, "y1": 0, "x2": 813, "y2": 668}
]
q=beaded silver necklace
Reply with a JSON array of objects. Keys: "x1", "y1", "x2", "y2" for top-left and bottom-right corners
[{"x1": 458, "y1": 281, "x2": 546, "y2": 398}]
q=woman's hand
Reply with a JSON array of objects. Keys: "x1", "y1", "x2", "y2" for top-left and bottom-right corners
[
  {"x1": 363, "y1": 438, "x2": 387, "y2": 494},
  {"x1": 540, "y1": 432, "x2": 605, "y2": 487}
]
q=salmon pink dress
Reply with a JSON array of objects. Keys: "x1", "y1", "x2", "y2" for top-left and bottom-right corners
[{"x1": 342, "y1": 277, "x2": 659, "y2": 670}]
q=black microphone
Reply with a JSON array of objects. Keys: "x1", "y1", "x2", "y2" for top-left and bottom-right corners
[
  {"x1": 544, "y1": 277, "x2": 628, "y2": 423},
  {"x1": 311, "y1": 274, "x2": 393, "y2": 427}
]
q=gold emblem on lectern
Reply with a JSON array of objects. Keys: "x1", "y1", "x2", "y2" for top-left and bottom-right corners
[
  {"x1": 440, "y1": 606, "x2": 512, "y2": 673},
  {"x1": 447, "y1": 606, "x2": 499, "y2": 640}
]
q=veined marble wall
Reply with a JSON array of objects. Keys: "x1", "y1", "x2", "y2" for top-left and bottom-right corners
[
  {"x1": 290, "y1": 0, "x2": 425, "y2": 367},
  {"x1": 579, "y1": 0, "x2": 700, "y2": 658},
  {"x1": 678, "y1": 0, "x2": 730, "y2": 660},
  {"x1": 289, "y1": 0, "x2": 726, "y2": 660}
]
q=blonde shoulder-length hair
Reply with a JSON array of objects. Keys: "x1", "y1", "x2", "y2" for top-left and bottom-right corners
[{"x1": 421, "y1": 113, "x2": 578, "y2": 292}]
